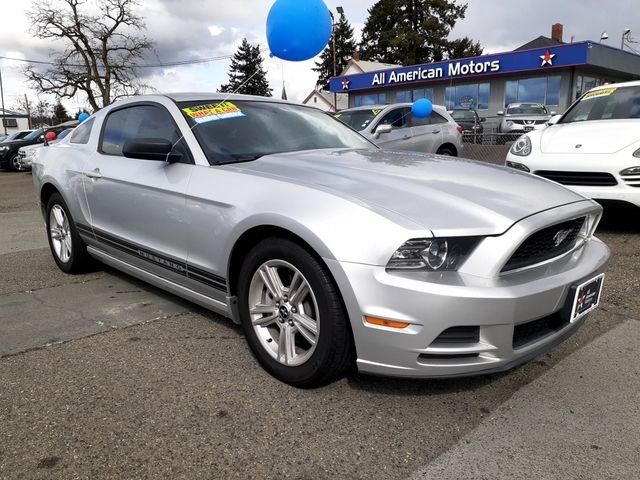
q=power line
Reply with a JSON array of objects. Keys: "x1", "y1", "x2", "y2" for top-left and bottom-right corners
[{"x1": 0, "y1": 53, "x2": 236, "y2": 69}]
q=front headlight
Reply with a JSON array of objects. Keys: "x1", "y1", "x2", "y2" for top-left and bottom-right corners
[
  {"x1": 621, "y1": 166, "x2": 640, "y2": 175},
  {"x1": 510, "y1": 136, "x2": 532, "y2": 157},
  {"x1": 633, "y1": 148, "x2": 640, "y2": 158},
  {"x1": 0, "y1": 146, "x2": 8, "y2": 152},
  {"x1": 387, "y1": 237, "x2": 481, "y2": 272},
  {"x1": 506, "y1": 121, "x2": 514, "y2": 126}
]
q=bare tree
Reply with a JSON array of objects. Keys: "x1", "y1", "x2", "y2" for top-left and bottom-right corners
[{"x1": 25, "y1": 0, "x2": 153, "y2": 111}]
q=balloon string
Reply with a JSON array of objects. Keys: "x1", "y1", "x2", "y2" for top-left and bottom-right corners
[{"x1": 170, "y1": 68, "x2": 263, "y2": 154}]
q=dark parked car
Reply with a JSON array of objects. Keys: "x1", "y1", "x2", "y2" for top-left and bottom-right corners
[
  {"x1": 0, "y1": 130, "x2": 34, "y2": 143},
  {"x1": 449, "y1": 109, "x2": 485, "y2": 142},
  {"x1": 0, "y1": 126, "x2": 67, "y2": 171}
]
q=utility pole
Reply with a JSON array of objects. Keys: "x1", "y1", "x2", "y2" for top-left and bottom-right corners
[
  {"x1": 0, "y1": 67, "x2": 7, "y2": 135},
  {"x1": 330, "y1": 6, "x2": 345, "y2": 113},
  {"x1": 24, "y1": 94, "x2": 32, "y2": 129}
]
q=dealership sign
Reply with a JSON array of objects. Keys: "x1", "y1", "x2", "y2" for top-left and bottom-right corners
[{"x1": 329, "y1": 42, "x2": 591, "y2": 93}]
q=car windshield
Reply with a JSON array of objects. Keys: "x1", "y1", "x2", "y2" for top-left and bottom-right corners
[
  {"x1": 334, "y1": 109, "x2": 382, "y2": 131},
  {"x1": 561, "y1": 85, "x2": 640, "y2": 123},
  {"x1": 57, "y1": 129, "x2": 73, "y2": 140},
  {"x1": 179, "y1": 100, "x2": 375, "y2": 164},
  {"x1": 24, "y1": 129, "x2": 44, "y2": 141},
  {"x1": 3, "y1": 132, "x2": 22, "y2": 141},
  {"x1": 507, "y1": 105, "x2": 548, "y2": 115},
  {"x1": 450, "y1": 110, "x2": 476, "y2": 121}
]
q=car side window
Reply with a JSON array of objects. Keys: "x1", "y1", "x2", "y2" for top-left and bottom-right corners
[
  {"x1": 429, "y1": 112, "x2": 449, "y2": 125},
  {"x1": 378, "y1": 108, "x2": 410, "y2": 129},
  {"x1": 100, "y1": 104, "x2": 192, "y2": 162},
  {"x1": 70, "y1": 118, "x2": 95, "y2": 144}
]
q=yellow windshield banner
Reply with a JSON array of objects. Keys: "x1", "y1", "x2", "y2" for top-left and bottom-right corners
[
  {"x1": 583, "y1": 88, "x2": 616, "y2": 101},
  {"x1": 182, "y1": 102, "x2": 245, "y2": 124}
]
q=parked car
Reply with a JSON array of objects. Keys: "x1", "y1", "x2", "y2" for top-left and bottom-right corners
[
  {"x1": 497, "y1": 103, "x2": 556, "y2": 143},
  {"x1": 32, "y1": 94, "x2": 609, "y2": 386},
  {"x1": 0, "y1": 130, "x2": 34, "y2": 143},
  {"x1": 17, "y1": 128, "x2": 75, "y2": 170},
  {"x1": 336, "y1": 103, "x2": 463, "y2": 156},
  {"x1": 506, "y1": 81, "x2": 640, "y2": 210},
  {"x1": 449, "y1": 108, "x2": 485, "y2": 142},
  {"x1": 0, "y1": 126, "x2": 68, "y2": 171}
]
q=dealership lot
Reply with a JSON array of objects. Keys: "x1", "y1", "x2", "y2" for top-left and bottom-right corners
[{"x1": 1, "y1": 171, "x2": 639, "y2": 479}]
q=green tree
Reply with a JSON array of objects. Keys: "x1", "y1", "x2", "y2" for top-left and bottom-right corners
[
  {"x1": 360, "y1": 0, "x2": 482, "y2": 65},
  {"x1": 313, "y1": 13, "x2": 357, "y2": 89},
  {"x1": 52, "y1": 101, "x2": 70, "y2": 124},
  {"x1": 219, "y1": 38, "x2": 272, "y2": 97}
]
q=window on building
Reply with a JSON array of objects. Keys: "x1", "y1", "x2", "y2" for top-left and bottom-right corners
[
  {"x1": 574, "y1": 74, "x2": 616, "y2": 100},
  {"x1": 445, "y1": 83, "x2": 490, "y2": 110},
  {"x1": 505, "y1": 76, "x2": 561, "y2": 106},
  {"x1": 2, "y1": 118, "x2": 18, "y2": 128},
  {"x1": 353, "y1": 92, "x2": 387, "y2": 107},
  {"x1": 396, "y1": 88, "x2": 434, "y2": 103}
]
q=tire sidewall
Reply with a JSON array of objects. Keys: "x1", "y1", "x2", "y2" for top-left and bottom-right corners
[
  {"x1": 8, "y1": 154, "x2": 21, "y2": 172},
  {"x1": 45, "y1": 193, "x2": 80, "y2": 273},
  {"x1": 237, "y1": 239, "x2": 347, "y2": 386}
]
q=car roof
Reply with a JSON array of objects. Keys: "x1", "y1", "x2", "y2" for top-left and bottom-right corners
[
  {"x1": 163, "y1": 92, "x2": 295, "y2": 104},
  {"x1": 340, "y1": 103, "x2": 448, "y2": 114},
  {"x1": 587, "y1": 80, "x2": 640, "y2": 91},
  {"x1": 507, "y1": 103, "x2": 545, "y2": 107}
]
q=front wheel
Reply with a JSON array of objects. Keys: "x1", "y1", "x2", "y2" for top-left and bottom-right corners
[
  {"x1": 237, "y1": 238, "x2": 352, "y2": 387},
  {"x1": 45, "y1": 193, "x2": 93, "y2": 273},
  {"x1": 8, "y1": 153, "x2": 23, "y2": 172}
]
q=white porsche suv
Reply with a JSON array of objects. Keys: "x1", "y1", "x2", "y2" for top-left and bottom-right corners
[{"x1": 505, "y1": 81, "x2": 640, "y2": 209}]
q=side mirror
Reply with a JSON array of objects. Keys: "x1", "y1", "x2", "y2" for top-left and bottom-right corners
[
  {"x1": 480, "y1": 117, "x2": 487, "y2": 123},
  {"x1": 497, "y1": 111, "x2": 505, "y2": 116},
  {"x1": 122, "y1": 138, "x2": 182, "y2": 162},
  {"x1": 550, "y1": 111, "x2": 557, "y2": 116},
  {"x1": 547, "y1": 114, "x2": 562, "y2": 126},
  {"x1": 374, "y1": 124, "x2": 393, "y2": 139},
  {"x1": 38, "y1": 134, "x2": 45, "y2": 143}
]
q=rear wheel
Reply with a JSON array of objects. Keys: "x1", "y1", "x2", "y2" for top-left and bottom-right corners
[
  {"x1": 45, "y1": 193, "x2": 93, "y2": 273},
  {"x1": 237, "y1": 238, "x2": 352, "y2": 387},
  {"x1": 436, "y1": 146, "x2": 456, "y2": 156}
]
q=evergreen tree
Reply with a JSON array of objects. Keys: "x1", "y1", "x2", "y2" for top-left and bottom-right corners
[
  {"x1": 219, "y1": 39, "x2": 272, "y2": 97},
  {"x1": 313, "y1": 13, "x2": 357, "y2": 89},
  {"x1": 360, "y1": 0, "x2": 482, "y2": 65},
  {"x1": 52, "y1": 101, "x2": 70, "y2": 124}
]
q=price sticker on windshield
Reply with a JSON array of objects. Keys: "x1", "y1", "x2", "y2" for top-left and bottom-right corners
[
  {"x1": 182, "y1": 102, "x2": 245, "y2": 124},
  {"x1": 583, "y1": 88, "x2": 616, "y2": 101}
]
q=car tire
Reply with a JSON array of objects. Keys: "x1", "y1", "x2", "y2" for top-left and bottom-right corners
[
  {"x1": 8, "y1": 153, "x2": 22, "y2": 172},
  {"x1": 436, "y1": 146, "x2": 456, "y2": 156},
  {"x1": 237, "y1": 238, "x2": 353, "y2": 387},
  {"x1": 45, "y1": 193, "x2": 93, "y2": 274}
]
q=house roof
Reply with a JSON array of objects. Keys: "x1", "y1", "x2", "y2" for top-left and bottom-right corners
[
  {"x1": 302, "y1": 89, "x2": 349, "y2": 111},
  {"x1": 0, "y1": 108, "x2": 28, "y2": 118},
  {"x1": 514, "y1": 35, "x2": 564, "y2": 51},
  {"x1": 340, "y1": 58, "x2": 402, "y2": 76}
]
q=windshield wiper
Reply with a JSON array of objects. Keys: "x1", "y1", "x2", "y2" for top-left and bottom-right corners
[{"x1": 216, "y1": 154, "x2": 265, "y2": 165}]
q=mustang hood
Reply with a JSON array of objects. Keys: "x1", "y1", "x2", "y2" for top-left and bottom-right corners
[
  {"x1": 236, "y1": 149, "x2": 586, "y2": 236},
  {"x1": 540, "y1": 120, "x2": 640, "y2": 154}
]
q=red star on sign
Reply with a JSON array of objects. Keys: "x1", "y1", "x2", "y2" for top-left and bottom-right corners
[
  {"x1": 341, "y1": 79, "x2": 350, "y2": 90},
  {"x1": 540, "y1": 49, "x2": 556, "y2": 66}
]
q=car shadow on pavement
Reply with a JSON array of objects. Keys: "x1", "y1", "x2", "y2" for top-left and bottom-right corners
[{"x1": 596, "y1": 201, "x2": 640, "y2": 234}]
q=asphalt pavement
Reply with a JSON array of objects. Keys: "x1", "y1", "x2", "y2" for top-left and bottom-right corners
[{"x1": 0, "y1": 170, "x2": 638, "y2": 480}]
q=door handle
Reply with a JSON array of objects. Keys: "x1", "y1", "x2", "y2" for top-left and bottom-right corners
[
  {"x1": 403, "y1": 134, "x2": 411, "y2": 139},
  {"x1": 432, "y1": 129, "x2": 441, "y2": 134},
  {"x1": 84, "y1": 168, "x2": 102, "y2": 179}
]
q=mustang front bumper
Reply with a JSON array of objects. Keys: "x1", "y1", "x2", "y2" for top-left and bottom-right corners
[{"x1": 327, "y1": 234, "x2": 609, "y2": 379}]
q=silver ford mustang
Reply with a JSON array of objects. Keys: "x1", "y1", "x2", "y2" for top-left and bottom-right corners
[{"x1": 31, "y1": 93, "x2": 610, "y2": 387}]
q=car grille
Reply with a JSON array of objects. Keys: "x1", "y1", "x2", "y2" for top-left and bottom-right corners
[
  {"x1": 621, "y1": 172, "x2": 640, "y2": 188},
  {"x1": 513, "y1": 312, "x2": 568, "y2": 349},
  {"x1": 535, "y1": 170, "x2": 618, "y2": 186},
  {"x1": 511, "y1": 120, "x2": 547, "y2": 125},
  {"x1": 502, "y1": 217, "x2": 586, "y2": 272}
]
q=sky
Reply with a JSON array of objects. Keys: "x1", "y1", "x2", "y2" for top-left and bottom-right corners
[{"x1": 1, "y1": 0, "x2": 639, "y2": 113}]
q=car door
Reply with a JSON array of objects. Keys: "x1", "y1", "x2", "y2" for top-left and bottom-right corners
[
  {"x1": 409, "y1": 111, "x2": 448, "y2": 153},
  {"x1": 82, "y1": 102, "x2": 194, "y2": 285},
  {"x1": 371, "y1": 107, "x2": 413, "y2": 150}
]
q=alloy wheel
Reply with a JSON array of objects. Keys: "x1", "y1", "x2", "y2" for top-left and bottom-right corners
[
  {"x1": 248, "y1": 259, "x2": 320, "y2": 367},
  {"x1": 49, "y1": 205, "x2": 72, "y2": 263}
]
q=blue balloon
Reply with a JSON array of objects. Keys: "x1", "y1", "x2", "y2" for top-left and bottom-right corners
[
  {"x1": 267, "y1": 0, "x2": 332, "y2": 62},
  {"x1": 412, "y1": 98, "x2": 433, "y2": 119},
  {"x1": 78, "y1": 112, "x2": 90, "y2": 123}
]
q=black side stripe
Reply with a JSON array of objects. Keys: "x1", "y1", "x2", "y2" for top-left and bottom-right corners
[{"x1": 76, "y1": 223, "x2": 227, "y2": 292}]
